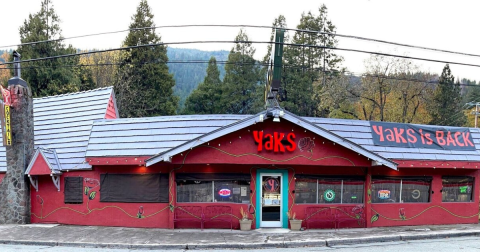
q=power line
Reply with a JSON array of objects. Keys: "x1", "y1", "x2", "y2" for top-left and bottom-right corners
[
  {"x1": 3, "y1": 40, "x2": 480, "y2": 71},
  {"x1": 2, "y1": 24, "x2": 480, "y2": 59},
  {"x1": 4, "y1": 58, "x2": 478, "y2": 88}
]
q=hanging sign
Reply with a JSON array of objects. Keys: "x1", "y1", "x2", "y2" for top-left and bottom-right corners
[
  {"x1": 370, "y1": 121, "x2": 475, "y2": 150},
  {"x1": 378, "y1": 190, "x2": 391, "y2": 199},
  {"x1": 324, "y1": 189, "x2": 335, "y2": 202},
  {"x1": 0, "y1": 86, "x2": 11, "y2": 146},
  {"x1": 218, "y1": 189, "x2": 231, "y2": 197},
  {"x1": 253, "y1": 130, "x2": 296, "y2": 152}
]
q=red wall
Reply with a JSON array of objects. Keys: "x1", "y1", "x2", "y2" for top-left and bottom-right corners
[
  {"x1": 29, "y1": 154, "x2": 52, "y2": 175},
  {"x1": 30, "y1": 165, "x2": 171, "y2": 228},
  {"x1": 171, "y1": 120, "x2": 370, "y2": 167},
  {"x1": 366, "y1": 167, "x2": 479, "y2": 227},
  {"x1": 105, "y1": 94, "x2": 117, "y2": 119},
  {"x1": 0, "y1": 173, "x2": 4, "y2": 184}
]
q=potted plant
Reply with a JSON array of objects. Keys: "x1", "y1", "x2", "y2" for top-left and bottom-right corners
[
  {"x1": 239, "y1": 206, "x2": 252, "y2": 231},
  {"x1": 287, "y1": 211, "x2": 302, "y2": 231}
]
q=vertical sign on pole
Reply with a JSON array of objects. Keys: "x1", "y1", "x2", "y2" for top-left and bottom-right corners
[{"x1": 0, "y1": 86, "x2": 11, "y2": 146}]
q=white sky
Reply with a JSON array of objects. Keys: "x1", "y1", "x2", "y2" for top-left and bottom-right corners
[{"x1": 2, "y1": 0, "x2": 480, "y2": 81}]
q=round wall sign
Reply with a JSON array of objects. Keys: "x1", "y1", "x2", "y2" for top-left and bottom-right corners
[
  {"x1": 263, "y1": 177, "x2": 280, "y2": 192},
  {"x1": 411, "y1": 189, "x2": 421, "y2": 199},
  {"x1": 324, "y1": 189, "x2": 335, "y2": 202}
]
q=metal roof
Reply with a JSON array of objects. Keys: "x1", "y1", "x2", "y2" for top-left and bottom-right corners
[
  {"x1": 33, "y1": 87, "x2": 114, "y2": 171},
  {"x1": 88, "y1": 110, "x2": 480, "y2": 167},
  {"x1": 85, "y1": 115, "x2": 249, "y2": 157}
]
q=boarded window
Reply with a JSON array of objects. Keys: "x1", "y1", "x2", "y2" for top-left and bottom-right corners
[
  {"x1": 64, "y1": 177, "x2": 83, "y2": 204},
  {"x1": 100, "y1": 174, "x2": 169, "y2": 203}
]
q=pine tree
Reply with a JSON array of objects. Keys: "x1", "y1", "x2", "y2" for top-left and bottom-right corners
[
  {"x1": 220, "y1": 29, "x2": 262, "y2": 114},
  {"x1": 17, "y1": 0, "x2": 88, "y2": 97},
  {"x1": 281, "y1": 5, "x2": 342, "y2": 116},
  {"x1": 115, "y1": 0, "x2": 178, "y2": 117},
  {"x1": 428, "y1": 64, "x2": 466, "y2": 126},
  {"x1": 183, "y1": 57, "x2": 223, "y2": 114}
]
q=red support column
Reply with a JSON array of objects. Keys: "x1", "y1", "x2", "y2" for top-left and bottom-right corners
[
  {"x1": 168, "y1": 165, "x2": 175, "y2": 229},
  {"x1": 365, "y1": 169, "x2": 372, "y2": 228}
]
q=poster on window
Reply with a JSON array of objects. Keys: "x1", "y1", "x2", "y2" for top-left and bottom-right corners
[{"x1": 370, "y1": 121, "x2": 475, "y2": 150}]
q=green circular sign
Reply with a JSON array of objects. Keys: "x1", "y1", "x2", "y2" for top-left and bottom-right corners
[{"x1": 324, "y1": 189, "x2": 335, "y2": 202}]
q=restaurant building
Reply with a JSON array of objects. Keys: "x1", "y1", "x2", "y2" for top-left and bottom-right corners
[{"x1": 11, "y1": 87, "x2": 480, "y2": 230}]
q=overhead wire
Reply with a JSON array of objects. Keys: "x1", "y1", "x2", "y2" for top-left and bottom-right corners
[
  {"x1": 3, "y1": 40, "x2": 480, "y2": 70},
  {"x1": 1, "y1": 24, "x2": 479, "y2": 59}
]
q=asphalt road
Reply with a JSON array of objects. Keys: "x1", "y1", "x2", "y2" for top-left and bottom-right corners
[{"x1": 1, "y1": 236, "x2": 480, "y2": 251}]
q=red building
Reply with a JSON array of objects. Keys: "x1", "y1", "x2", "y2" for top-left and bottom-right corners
[{"x1": 20, "y1": 88, "x2": 480, "y2": 229}]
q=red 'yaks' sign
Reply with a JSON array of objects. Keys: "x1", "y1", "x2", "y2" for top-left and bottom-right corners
[
  {"x1": 253, "y1": 130, "x2": 296, "y2": 152},
  {"x1": 370, "y1": 121, "x2": 475, "y2": 150}
]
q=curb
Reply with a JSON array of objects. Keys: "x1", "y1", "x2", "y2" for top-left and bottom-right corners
[{"x1": 0, "y1": 231, "x2": 479, "y2": 250}]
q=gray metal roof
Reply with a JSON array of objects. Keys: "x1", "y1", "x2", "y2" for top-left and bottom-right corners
[
  {"x1": 87, "y1": 111, "x2": 480, "y2": 166},
  {"x1": 86, "y1": 115, "x2": 249, "y2": 157},
  {"x1": 33, "y1": 87, "x2": 114, "y2": 171}
]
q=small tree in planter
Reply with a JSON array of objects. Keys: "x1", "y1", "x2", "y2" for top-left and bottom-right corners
[
  {"x1": 239, "y1": 207, "x2": 253, "y2": 231},
  {"x1": 287, "y1": 211, "x2": 302, "y2": 231}
]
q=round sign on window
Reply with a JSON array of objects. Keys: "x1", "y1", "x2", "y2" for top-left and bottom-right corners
[{"x1": 324, "y1": 189, "x2": 335, "y2": 202}]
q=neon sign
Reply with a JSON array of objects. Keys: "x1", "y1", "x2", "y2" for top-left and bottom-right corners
[
  {"x1": 253, "y1": 130, "x2": 296, "y2": 152},
  {"x1": 218, "y1": 189, "x2": 231, "y2": 197},
  {"x1": 378, "y1": 190, "x2": 391, "y2": 199}
]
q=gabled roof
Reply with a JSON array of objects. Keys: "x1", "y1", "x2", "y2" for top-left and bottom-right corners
[
  {"x1": 144, "y1": 108, "x2": 398, "y2": 169},
  {"x1": 33, "y1": 86, "x2": 115, "y2": 171},
  {"x1": 85, "y1": 108, "x2": 480, "y2": 167},
  {"x1": 25, "y1": 148, "x2": 62, "y2": 175}
]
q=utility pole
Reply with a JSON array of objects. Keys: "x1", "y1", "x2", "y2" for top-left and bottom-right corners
[{"x1": 468, "y1": 102, "x2": 480, "y2": 128}]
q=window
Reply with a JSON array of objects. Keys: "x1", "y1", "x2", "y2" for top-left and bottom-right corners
[
  {"x1": 294, "y1": 179, "x2": 316, "y2": 204},
  {"x1": 100, "y1": 173, "x2": 169, "y2": 203},
  {"x1": 294, "y1": 176, "x2": 364, "y2": 204},
  {"x1": 64, "y1": 177, "x2": 83, "y2": 204},
  {"x1": 442, "y1": 176, "x2": 474, "y2": 202},
  {"x1": 176, "y1": 173, "x2": 251, "y2": 203},
  {"x1": 372, "y1": 177, "x2": 432, "y2": 203}
]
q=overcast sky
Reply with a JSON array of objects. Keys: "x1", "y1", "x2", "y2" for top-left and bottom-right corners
[{"x1": 2, "y1": 0, "x2": 480, "y2": 81}]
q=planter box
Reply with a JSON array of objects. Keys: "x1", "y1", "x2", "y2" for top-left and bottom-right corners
[
  {"x1": 239, "y1": 219, "x2": 252, "y2": 231},
  {"x1": 289, "y1": 219, "x2": 302, "y2": 231}
]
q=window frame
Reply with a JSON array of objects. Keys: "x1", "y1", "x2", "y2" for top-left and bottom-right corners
[
  {"x1": 175, "y1": 177, "x2": 251, "y2": 204},
  {"x1": 294, "y1": 177, "x2": 365, "y2": 205},
  {"x1": 371, "y1": 177, "x2": 432, "y2": 204},
  {"x1": 441, "y1": 176, "x2": 475, "y2": 203}
]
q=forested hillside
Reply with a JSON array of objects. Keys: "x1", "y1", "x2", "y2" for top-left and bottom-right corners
[{"x1": 167, "y1": 48, "x2": 229, "y2": 110}]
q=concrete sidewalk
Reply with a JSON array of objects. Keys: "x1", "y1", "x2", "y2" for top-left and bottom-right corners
[{"x1": 0, "y1": 224, "x2": 479, "y2": 250}]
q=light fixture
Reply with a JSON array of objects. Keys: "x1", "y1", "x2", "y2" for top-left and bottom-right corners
[
  {"x1": 259, "y1": 114, "x2": 264, "y2": 122},
  {"x1": 279, "y1": 110, "x2": 285, "y2": 117},
  {"x1": 273, "y1": 116, "x2": 280, "y2": 122}
]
